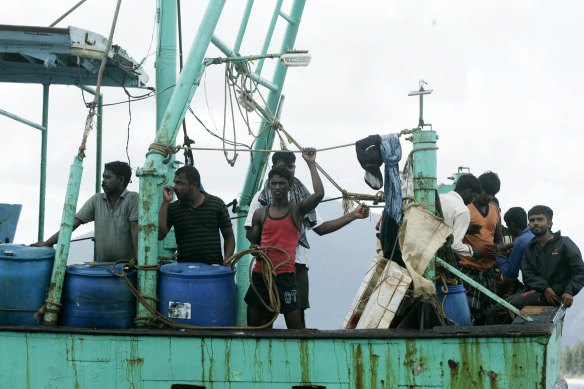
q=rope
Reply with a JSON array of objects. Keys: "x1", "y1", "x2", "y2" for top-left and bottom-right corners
[
  {"x1": 175, "y1": 143, "x2": 355, "y2": 154},
  {"x1": 148, "y1": 143, "x2": 181, "y2": 164},
  {"x1": 77, "y1": 0, "x2": 123, "y2": 158}
]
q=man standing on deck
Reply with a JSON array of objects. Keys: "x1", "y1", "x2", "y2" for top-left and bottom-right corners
[
  {"x1": 244, "y1": 151, "x2": 369, "y2": 327},
  {"x1": 158, "y1": 165, "x2": 235, "y2": 264},
  {"x1": 33, "y1": 161, "x2": 138, "y2": 262},
  {"x1": 245, "y1": 148, "x2": 324, "y2": 329},
  {"x1": 439, "y1": 174, "x2": 482, "y2": 259},
  {"x1": 507, "y1": 205, "x2": 584, "y2": 311},
  {"x1": 458, "y1": 171, "x2": 503, "y2": 324}
]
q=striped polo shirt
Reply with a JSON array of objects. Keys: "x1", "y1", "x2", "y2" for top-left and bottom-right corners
[{"x1": 167, "y1": 193, "x2": 232, "y2": 264}]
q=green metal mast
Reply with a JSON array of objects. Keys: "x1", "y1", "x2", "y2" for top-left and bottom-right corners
[{"x1": 135, "y1": 0, "x2": 226, "y2": 326}]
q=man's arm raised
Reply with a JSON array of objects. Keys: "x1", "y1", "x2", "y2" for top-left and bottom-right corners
[{"x1": 298, "y1": 148, "x2": 324, "y2": 216}]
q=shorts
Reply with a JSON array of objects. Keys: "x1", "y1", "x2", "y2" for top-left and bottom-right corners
[
  {"x1": 295, "y1": 263, "x2": 310, "y2": 310},
  {"x1": 245, "y1": 272, "x2": 299, "y2": 314}
]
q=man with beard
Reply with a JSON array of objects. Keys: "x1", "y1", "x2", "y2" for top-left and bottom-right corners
[
  {"x1": 33, "y1": 161, "x2": 138, "y2": 262},
  {"x1": 507, "y1": 205, "x2": 584, "y2": 310},
  {"x1": 458, "y1": 171, "x2": 503, "y2": 324},
  {"x1": 245, "y1": 148, "x2": 324, "y2": 329},
  {"x1": 158, "y1": 166, "x2": 235, "y2": 264}
]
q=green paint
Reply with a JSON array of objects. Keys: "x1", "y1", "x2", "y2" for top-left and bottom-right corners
[{"x1": 0, "y1": 323, "x2": 562, "y2": 388}]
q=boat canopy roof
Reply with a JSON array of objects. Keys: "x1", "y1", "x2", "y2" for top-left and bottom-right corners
[{"x1": 0, "y1": 24, "x2": 148, "y2": 88}]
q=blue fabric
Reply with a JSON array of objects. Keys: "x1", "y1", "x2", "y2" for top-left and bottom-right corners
[
  {"x1": 379, "y1": 134, "x2": 402, "y2": 223},
  {"x1": 496, "y1": 227, "x2": 535, "y2": 278}
]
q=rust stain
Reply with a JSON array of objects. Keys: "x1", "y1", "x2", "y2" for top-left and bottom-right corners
[
  {"x1": 368, "y1": 344, "x2": 379, "y2": 389},
  {"x1": 353, "y1": 344, "x2": 364, "y2": 389},
  {"x1": 299, "y1": 340, "x2": 310, "y2": 384},
  {"x1": 448, "y1": 359, "x2": 459, "y2": 375}
]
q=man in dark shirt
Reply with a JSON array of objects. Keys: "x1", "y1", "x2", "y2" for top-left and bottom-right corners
[
  {"x1": 158, "y1": 166, "x2": 235, "y2": 264},
  {"x1": 508, "y1": 205, "x2": 584, "y2": 310}
]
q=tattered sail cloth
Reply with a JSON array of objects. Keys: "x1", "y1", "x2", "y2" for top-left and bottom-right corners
[{"x1": 398, "y1": 203, "x2": 453, "y2": 300}]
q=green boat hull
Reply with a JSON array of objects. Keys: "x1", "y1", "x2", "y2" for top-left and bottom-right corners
[{"x1": 0, "y1": 318, "x2": 563, "y2": 389}]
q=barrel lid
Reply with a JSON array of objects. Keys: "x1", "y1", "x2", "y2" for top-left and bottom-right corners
[
  {"x1": 160, "y1": 262, "x2": 235, "y2": 278},
  {"x1": 0, "y1": 244, "x2": 55, "y2": 260},
  {"x1": 66, "y1": 262, "x2": 135, "y2": 277}
]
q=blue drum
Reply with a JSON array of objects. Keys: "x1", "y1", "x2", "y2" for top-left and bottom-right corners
[
  {"x1": 61, "y1": 262, "x2": 137, "y2": 329},
  {"x1": 158, "y1": 263, "x2": 236, "y2": 326},
  {"x1": 437, "y1": 283, "x2": 472, "y2": 326},
  {"x1": 0, "y1": 244, "x2": 55, "y2": 325}
]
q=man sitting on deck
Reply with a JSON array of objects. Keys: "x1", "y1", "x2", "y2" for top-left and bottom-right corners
[
  {"x1": 458, "y1": 171, "x2": 503, "y2": 324},
  {"x1": 495, "y1": 207, "x2": 534, "y2": 297},
  {"x1": 506, "y1": 205, "x2": 584, "y2": 313},
  {"x1": 245, "y1": 148, "x2": 324, "y2": 329},
  {"x1": 158, "y1": 166, "x2": 235, "y2": 265},
  {"x1": 244, "y1": 151, "x2": 369, "y2": 327},
  {"x1": 33, "y1": 161, "x2": 138, "y2": 262}
]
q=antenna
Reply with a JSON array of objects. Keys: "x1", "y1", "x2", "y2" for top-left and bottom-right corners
[{"x1": 408, "y1": 79, "x2": 433, "y2": 129}]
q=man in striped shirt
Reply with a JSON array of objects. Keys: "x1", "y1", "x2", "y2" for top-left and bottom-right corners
[{"x1": 158, "y1": 166, "x2": 235, "y2": 264}]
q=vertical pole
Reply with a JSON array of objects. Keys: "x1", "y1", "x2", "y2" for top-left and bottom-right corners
[
  {"x1": 156, "y1": 0, "x2": 177, "y2": 128},
  {"x1": 155, "y1": 0, "x2": 178, "y2": 263},
  {"x1": 135, "y1": 0, "x2": 226, "y2": 326},
  {"x1": 38, "y1": 84, "x2": 50, "y2": 241},
  {"x1": 43, "y1": 157, "x2": 84, "y2": 325},
  {"x1": 95, "y1": 94, "x2": 103, "y2": 194},
  {"x1": 234, "y1": 0, "x2": 306, "y2": 326},
  {"x1": 412, "y1": 129, "x2": 438, "y2": 279}
]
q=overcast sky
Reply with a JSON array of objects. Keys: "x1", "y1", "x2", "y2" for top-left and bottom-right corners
[{"x1": 2, "y1": 1, "x2": 584, "y2": 252}]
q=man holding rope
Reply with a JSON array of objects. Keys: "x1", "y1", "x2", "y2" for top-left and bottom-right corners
[
  {"x1": 245, "y1": 151, "x2": 369, "y2": 327},
  {"x1": 245, "y1": 148, "x2": 324, "y2": 329}
]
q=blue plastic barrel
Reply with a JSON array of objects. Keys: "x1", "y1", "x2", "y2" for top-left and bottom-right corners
[
  {"x1": 0, "y1": 244, "x2": 55, "y2": 325},
  {"x1": 437, "y1": 284, "x2": 472, "y2": 326},
  {"x1": 158, "y1": 263, "x2": 236, "y2": 326},
  {"x1": 61, "y1": 263, "x2": 137, "y2": 329}
]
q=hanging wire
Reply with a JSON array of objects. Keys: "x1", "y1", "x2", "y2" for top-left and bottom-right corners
[{"x1": 78, "y1": 0, "x2": 123, "y2": 158}]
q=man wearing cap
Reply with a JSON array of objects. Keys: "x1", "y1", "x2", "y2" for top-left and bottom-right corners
[{"x1": 245, "y1": 151, "x2": 369, "y2": 327}]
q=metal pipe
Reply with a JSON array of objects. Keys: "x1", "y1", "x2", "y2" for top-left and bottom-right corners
[
  {"x1": 254, "y1": 0, "x2": 284, "y2": 77},
  {"x1": 155, "y1": 0, "x2": 179, "y2": 286},
  {"x1": 38, "y1": 84, "x2": 50, "y2": 242},
  {"x1": 0, "y1": 108, "x2": 45, "y2": 131},
  {"x1": 411, "y1": 129, "x2": 438, "y2": 280},
  {"x1": 79, "y1": 85, "x2": 103, "y2": 194},
  {"x1": 234, "y1": 0, "x2": 254, "y2": 52},
  {"x1": 211, "y1": 35, "x2": 280, "y2": 92},
  {"x1": 234, "y1": 0, "x2": 306, "y2": 326},
  {"x1": 436, "y1": 257, "x2": 533, "y2": 322},
  {"x1": 43, "y1": 157, "x2": 84, "y2": 325},
  {"x1": 135, "y1": 0, "x2": 226, "y2": 326}
]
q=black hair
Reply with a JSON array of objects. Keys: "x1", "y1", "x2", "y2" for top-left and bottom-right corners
[
  {"x1": 104, "y1": 161, "x2": 132, "y2": 186},
  {"x1": 478, "y1": 171, "x2": 501, "y2": 195},
  {"x1": 454, "y1": 174, "x2": 481, "y2": 194},
  {"x1": 175, "y1": 165, "x2": 201, "y2": 187},
  {"x1": 271, "y1": 151, "x2": 295, "y2": 165},
  {"x1": 268, "y1": 165, "x2": 292, "y2": 183},
  {"x1": 504, "y1": 207, "x2": 527, "y2": 229},
  {"x1": 528, "y1": 205, "x2": 553, "y2": 221}
]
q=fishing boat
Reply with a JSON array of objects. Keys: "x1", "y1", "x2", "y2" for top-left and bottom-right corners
[{"x1": 0, "y1": 1, "x2": 568, "y2": 388}]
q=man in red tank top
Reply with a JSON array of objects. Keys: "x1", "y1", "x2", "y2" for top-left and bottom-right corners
[{"x1": 245, "y1": 148, "x2": 324, "y2": 329}]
